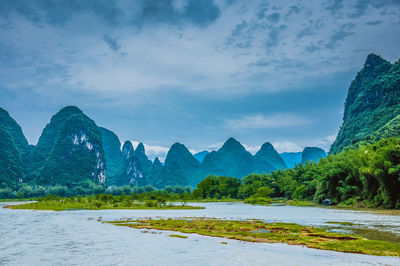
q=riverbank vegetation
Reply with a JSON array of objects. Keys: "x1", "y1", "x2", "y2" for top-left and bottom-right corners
[
  {"x1": 6, "y1": 194, "x2": 203, "y2": 211},
  {"x1": 107, "y1": 217, "x2": 400, "y2": 256},
  {"x1": 191, "y1": 138, "x2": 400, "y2": 209},
  {"x1": 0, "y1": 181, "x2": 192, "y2": 200}
]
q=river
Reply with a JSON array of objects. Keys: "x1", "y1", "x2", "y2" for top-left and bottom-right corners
[{"x1": 1, "y1": 202, "x2": 399, "y2": 265}]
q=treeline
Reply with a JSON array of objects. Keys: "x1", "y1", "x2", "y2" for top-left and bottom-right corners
[
  {"x1": 192, "y1": 138, "x2": 400, "y2": 209},
  {"x1": 0, "y1": 180, "x2": 191, "y2": 200}
]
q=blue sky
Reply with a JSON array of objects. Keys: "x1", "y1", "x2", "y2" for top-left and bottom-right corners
[{"x1": 1, "y1": 0, "x2": 400, "y2": 160}]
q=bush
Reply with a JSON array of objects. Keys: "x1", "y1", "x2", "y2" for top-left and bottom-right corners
[
  {"x1": 145, "y1": 200, "x2": 158, "y2": 207},
  {"x1": 244, "y1": 197, "x2": 271, "y2": 205}
]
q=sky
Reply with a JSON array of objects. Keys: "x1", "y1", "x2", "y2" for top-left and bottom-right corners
[{"x1": 1, "y1": 0, "x2": 400, "y2": 161}]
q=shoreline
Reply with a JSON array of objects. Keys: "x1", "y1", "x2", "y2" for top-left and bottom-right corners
[{"x1": 3, "y1": 198, "x2": 400, "y2": 215}]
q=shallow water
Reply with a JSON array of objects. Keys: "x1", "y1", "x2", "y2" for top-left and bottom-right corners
[{"x1": 1, "y1": 202, "x2": 400, "y2": 266}]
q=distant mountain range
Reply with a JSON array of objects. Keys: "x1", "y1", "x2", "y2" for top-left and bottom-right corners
[
  {"x1": 193, "y1": 151, "x2": 209, "y2": 163},
  {"x1": 0, "y1": 106, "x2": 328, "y2": 189},
  {"x1": 279, "y1": 152, "x2": 302, "y2": 168},
  {"x1": 280, "y1": 147, "x2": 326, "y2": 169}
]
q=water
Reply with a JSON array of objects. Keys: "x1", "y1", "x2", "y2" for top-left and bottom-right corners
[{"x1": 1, "y1": 202, "x2": 400, "y2": 266}]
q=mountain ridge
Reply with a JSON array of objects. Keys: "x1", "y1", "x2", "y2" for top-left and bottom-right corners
[
  {"x1": 0, "y1": 106, "x2": 327, "y2": 188},
  {"x1": 330, "y1": 53, "x2": 400, "y2": 153}
]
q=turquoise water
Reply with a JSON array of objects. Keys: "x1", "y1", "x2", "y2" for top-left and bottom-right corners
[{"x1": 1, "y1": 202, "x2": 400, "y2": 265}]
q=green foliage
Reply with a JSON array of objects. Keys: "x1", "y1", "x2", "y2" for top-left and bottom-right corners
[
  {"x1": 22, "y1": 106, "x2": 106, "y2": 187},
  {"x1": 134, "y1": 143, "x2": 153, "y2": 178},
  {"x1": 238, "y1": 173, "x2": 280, "y2": 198},
  {"x1": 192, "y1": 175, "x2": 242, "y2": 199},
  {"x1": 159, "y1": 143, "x2": 201, "y2": 187},
  {"x1": 0, "y1": 108, "x2": 29, "y2": 188},
  {"x1": 244, "y1": 187, "x2": 273, "y2": 205},
  {"x1": 99, "y1": 127, "x2": 124, "y2": 186},
  {"x1": 244, "y1": 196, "x2": 271, "y2": 205},
  {"x1": 0, "y1": 126, "x2": 23, "y2": 189},
  {"x1": 37, "y1": 110, "x2": 106, "y2": 186},
  {"x1": 331, "y1": 54, "x2": 400, "y2": 153},
  {"x1": 313, "y1": 138, "x2": 400, "y2": 208},
  {"x1": 192, "y1": 138, "x2": 400, "y2": 209},
  {"x1": 26, "y1": 106, "x2": 84, "y2": 179},
  {"x1": 9, "y1": 194, "x2": 203, "y2": 211},
  {"x1": 0, "y1": 107, "x2": 29, "y2": 156}
]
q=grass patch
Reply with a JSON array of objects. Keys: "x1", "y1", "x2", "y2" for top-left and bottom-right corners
[
  {"x1": 244, "y1": 196, "x2": 271, "y2": 205},
  {"x1": 0, "y1": 198, "x2": 37, "y2": 202},
  {"x1": 106, "y1": 217, "x2": 400, "y2": 257},
  {"x1": 286, "y1": 200, "x2": 316, "y2": 206},
  {"x1": 5, "y1": 195, "x2": 204, "y2": 211},
  {"x1": 326, "y1": 221, "x2": 355, "y2": 226},
  {"x1": 328, "y1": 205, "x2": 400, "y2": 215},
  {"x1": 185, "y1": 198, "x2": 242, "y2": 203},
  {"x1": 169, "y1": 234, "x2": 188, "y2": 239}
]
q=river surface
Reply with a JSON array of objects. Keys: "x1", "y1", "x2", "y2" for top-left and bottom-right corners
[{"x1": 1, "y1": 202, "x2": 400, "y2": 266}]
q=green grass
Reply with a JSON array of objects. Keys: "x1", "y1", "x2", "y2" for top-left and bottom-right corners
[
  {"x1": 185, "y1": 198, "x2": 242, "y2": 203},
  {"x1": 107, "y1": 217, "x2": 400, "y2": 257},
  {"x1": 328, "y1": 205, "x2": 400, "y2": 215},
  {"x1": 0, "y1": 198, "x2": 37, "y2": 202},
  {"x1": 286, "y1": 200, "x2": 316, "y2": 206},
  {"x1": 5, "y1": 195, "x2": 204, "y2": 211},
  {"x1": 326, "y1": 221, "x2": 355, "y2": 226},
  {"x1": 244, "y1": 196, "x2": 271, "y2": 205},
  {"x1": 169, "y1": 234, "x2": 188, "y2": 239}
]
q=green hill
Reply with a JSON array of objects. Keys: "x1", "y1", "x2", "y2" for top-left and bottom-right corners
[
  {"x1": 202, "y1": 137, "x2": 256, "y2": 178},
  {"x1": 134, "y1": 143, "x2": 153, "y2": 178},
  {"x1": 0, "y1": 108, "x2": 30, "y2": 187},
  {"x1": 330, "y1": 54, "x2": 400, "y2": 153},
  {"x1": 33, "y1": 106, "x2": 106, "y2": 186},
  {"x1": 0, "y1": 126, "x2": 24, "y2": 189},
  {"x1": 159, "y1": 143, "x2": 200, "y2": 187},
  {"x1": 99, "y1": 127, "x2": 124, "y2": 186},
  {"x1": 0, "y1": 108, "x2": 29, "y2": 156},
  {"x1": 254, "y1": 142, "x2": 287, "y2": 172},
  {"x1": 301, "y1": 147, "x2": 326, "y2": 164},
  {"x1": 118, "y1": 141, "x2": 147, "y2": 186},
  {"x1": 280, "y1": 152, "x2": 302, "y2": 168}
]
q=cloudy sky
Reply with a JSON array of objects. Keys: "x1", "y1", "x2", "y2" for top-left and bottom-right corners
[{"x1": 1, "y1": 0, "x2": 400, "y2": 160}]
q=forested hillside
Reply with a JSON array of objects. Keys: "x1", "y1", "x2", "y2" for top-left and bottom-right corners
[{"x1": 330, "y1": 54, "x2": 400, "y2": 153}]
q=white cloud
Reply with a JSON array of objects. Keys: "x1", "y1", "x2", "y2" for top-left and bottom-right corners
[
  {"x1": 129, "y1": 140, "x2": 170, "y2": 162},
  {"x1": 225, "y1": 113, "x2": 312, "y2": 130},
  {"x1": 206, "y1": 142, "x2": 224, "y2": 150},
  {"x1": 243, "y1": 144, "x2": 261, "y2": 154},
  {"x1": 273, "y1": 133, "x2": 337, "y2": 153},
  {"x1": 272, "y1": 141, "x2": 303, "y2": 153},
  {"x1": 128, "y1": 140, "x2": 201, "y2": 162},
  {"x1": 314, "y1": 133, "x2": 337, "y2": 152}
]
